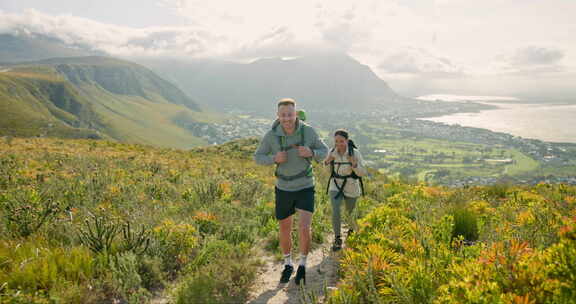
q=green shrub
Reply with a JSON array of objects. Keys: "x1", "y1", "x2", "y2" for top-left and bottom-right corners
[
  {"x1": 151, "y1": 220, "x2": 198, "y2": 274},
  {"x1": 220, "y1": 223, "x2": 255, "y2": 245},
  {"x1": 483, "y1": 182, "x2": 511, "y2": 200},
  {"x1": 0, "y1": 288, "x2": 52, "y2": 304},
  {"x1": 174, "y1": 243, "x2": 258, "y2": 304},
  {"x1": 191, "y1": 211, "x2": 220, "y2": 235},
  {"x1": 185, "y1": 238, "x2": 231, "y2": 272},
  {"x1": 137, "y1": 255, "x2": 166, "y2": 292},
  {"x1": 0, "y1": 239, "x2": 94, "y2": 293},
  {"x1": 77, "y1": 214, "x2": 120, "y2": 254},
  {"x1": 230, "y1": 175, "x2": 266, "y2": 205},
  {"x1": 190, "y1": 178, "x2": 223, "y2": 205},
  {"x1": 451, "y1": 206, "x2": 479, "y2": 242},
  {"x1": 104, "y1": 252, "x2": 151, "y2": 304},
  {"x1": 0, "y1": 188, "x2": 65, "y2": 237},
  {"x1": 120, "y1": 221, "x2": 151, "y2": 255}
]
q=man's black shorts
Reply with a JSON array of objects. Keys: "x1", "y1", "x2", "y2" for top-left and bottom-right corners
[{"x1": 275, "y1": 187, "x2": 315, "y2": 220}]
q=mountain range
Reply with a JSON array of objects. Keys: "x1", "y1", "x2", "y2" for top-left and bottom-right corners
[
  {"x1": 138, "y1": 53, "x2": 402, "y2": 113},
  {"x1": 1, "y1": 32, "x2": 409, "y2": 146}
]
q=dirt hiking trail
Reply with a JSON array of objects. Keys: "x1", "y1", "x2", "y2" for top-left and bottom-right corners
[{"x1": 246, "y1": 235, "x2": 342, "y2": 304}]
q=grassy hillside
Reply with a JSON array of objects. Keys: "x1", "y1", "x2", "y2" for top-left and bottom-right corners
[
  {"x1": 327, "y1": 182, "x2": 576, "y2": 303},
  {"x1": 0, "y1": 57, "x2": 219, "y2": 149},
  {"x1": 0, "y1": 70, "x2": 103, "y2": 139},
  {"x1": 69, "y1": 84, "x2": 210, "y2": 148},
  {"x1": 0, "y1": 137, "x2": 334, "y2": 303},
  {"x1": 1, "y1": 137, "x2": 574, "y2": 303}
]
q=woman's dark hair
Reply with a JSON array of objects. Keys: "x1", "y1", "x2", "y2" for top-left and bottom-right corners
[
  {"x1": 334, "y1": 129, "x2": 356, "y2": 156},
  {"x1": 334, "y1": 129, "x2": 349, "y2": 139}
]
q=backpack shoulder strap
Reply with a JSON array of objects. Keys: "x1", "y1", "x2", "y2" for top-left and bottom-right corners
[
  {"x1": 272, "y1": 123, "x2": 287, "y2": 151},
  {"x1": 325, "y1": 148, "x2": 335, "y2": 195}
]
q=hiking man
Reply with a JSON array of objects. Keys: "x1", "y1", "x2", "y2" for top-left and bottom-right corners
[
  {"x1": 324, "y1": 129, "x2": 367, "y2": 251},
  {"x1": 254, "y1": 98, "x2": 328, "y2": 285}
]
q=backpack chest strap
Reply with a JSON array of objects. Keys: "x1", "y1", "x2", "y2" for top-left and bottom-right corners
[
  {"x1": 274, "y1": 126, "x2": 312, "y2": 181},
  {"x1": 278, "y1": 125, "x2": 306, "y2": 151}
]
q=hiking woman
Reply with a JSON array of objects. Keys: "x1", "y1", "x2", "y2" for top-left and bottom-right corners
[{"x1": 324, "y1": 129, "x2": 367, "y2": 251}]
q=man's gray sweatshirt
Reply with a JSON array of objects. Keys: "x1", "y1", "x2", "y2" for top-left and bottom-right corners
[{"x1": 254, "y1": 120, "x2": 328, "y2": 191}]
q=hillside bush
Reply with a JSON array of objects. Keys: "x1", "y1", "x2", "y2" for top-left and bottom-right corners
[
  {"x1": 450, "y1": 206, "x2": 479, "y2": 242},
  {"x1": 0, "y1": 137, "x2": 301, "y2": 302},
  {"x1": 174, "y1": 242, "x2": 258, "y2": 304},
  {"x1": 328, "y1": 183, "x2": 576, "y2": 304}
]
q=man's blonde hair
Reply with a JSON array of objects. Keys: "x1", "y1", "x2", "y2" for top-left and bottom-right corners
[{"x1": 277, "y1": 98, "x2": 296, "y2": 108}]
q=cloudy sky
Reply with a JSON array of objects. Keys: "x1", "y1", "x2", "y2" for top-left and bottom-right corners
[{"x1": 1, "y1": 0, "x2": 575, "y2": 99}]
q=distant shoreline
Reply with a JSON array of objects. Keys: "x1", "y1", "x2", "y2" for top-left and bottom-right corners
[
  {"x1": 418, "y1": 101, "x2": 576, "y2": 144},
  {"x1": 415, "y1": 94, "x2": 576, "y2": 106}
]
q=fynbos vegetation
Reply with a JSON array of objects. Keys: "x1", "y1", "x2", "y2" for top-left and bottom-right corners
[
  {"x1": 327, "y1": 182, "x2": 576, "y2": 303},
  {"x1": 0, "y1": 137, "x2": 333, "y2": 303},
  {"x1": 1, "y1": 136, "x2": 574, "y2": 303}
]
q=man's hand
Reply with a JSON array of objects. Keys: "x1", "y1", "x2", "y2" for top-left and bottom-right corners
[
  {"x1": 298, "y1": 146, "x2": 313, "y2": 158},
  {"x1": 274, "y1": 151, "x2": 288, "y2": 164}
]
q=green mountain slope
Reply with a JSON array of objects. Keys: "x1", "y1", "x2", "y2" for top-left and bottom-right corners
[
  {"x1": 0, "y1": 69, "x2": 103, "y2": 139},
  {"x1": 0, "y1": 56, "x2": 218, "y2": 148},
  {"x1": 38, "y1": 56, "x2": 200, "y2": 112}
]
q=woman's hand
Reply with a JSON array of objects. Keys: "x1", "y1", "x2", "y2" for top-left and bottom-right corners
[
  {"x1": 348, "y1": 155, "x2": 358, "y2": 168},
  {"x1": 324, "y1": 154, "x2": 335, "y2": 165}
]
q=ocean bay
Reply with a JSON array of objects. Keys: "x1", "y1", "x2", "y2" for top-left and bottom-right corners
[{"x1": 420, "y1": 102, "x2": 576, "y2": 143}]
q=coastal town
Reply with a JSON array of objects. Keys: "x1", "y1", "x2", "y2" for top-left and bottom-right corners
[
  {"x1": 183, "y1": 108, "x2": 576, "y2": 186},
  {"x1": 388, "y1": 116, "x2": 575, "y2": 166}
]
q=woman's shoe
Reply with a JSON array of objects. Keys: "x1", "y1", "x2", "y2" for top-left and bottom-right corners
[{"x1": 332, "y1": 236, "x2": 342, "y2": 251}]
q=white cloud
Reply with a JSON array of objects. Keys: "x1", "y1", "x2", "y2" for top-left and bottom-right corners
[
  {"x1": 161, "y1": 0, "x2": 432, "y2": 56},
  {"x1": 0, "y1": 9, "x2": 222, "y2": 57},
  {"x1": 510, "y1": 46, "x2": 564, "y2": 66},
  {"x1": 0, "y1": 1, "x2": 434, "y2": 61},
  {"x1": 161, "y1": 0, "x2": 320, "y2": 48},
  {"x1": 496, "y1": 46, "x2": 567, "y2": 76},
  {"x1": 377, "y1": 47, "x2": 464, "y2": 78}
]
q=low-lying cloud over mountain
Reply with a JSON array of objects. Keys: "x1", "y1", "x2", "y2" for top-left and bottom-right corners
[{"x1": 0, "y1": 9, "x2": 220, "y2": 58}]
